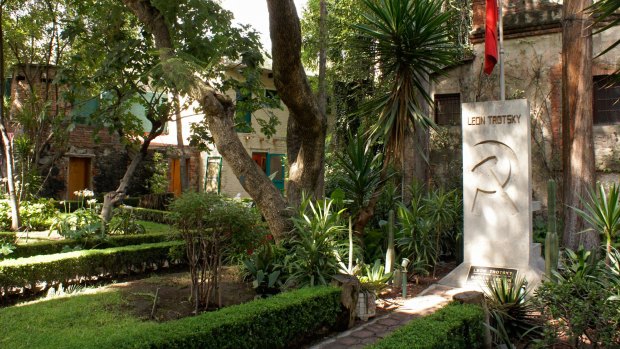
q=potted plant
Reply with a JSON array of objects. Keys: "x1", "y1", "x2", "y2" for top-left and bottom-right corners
[{"x1": 357, "y1": 259, "x2": 392, "y2": 320}]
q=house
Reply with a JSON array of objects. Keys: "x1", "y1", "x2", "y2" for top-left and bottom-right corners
[
  {"x1": 430, "y1": 0, "x2": 620, "y2": 202},
  {"x1": 150, "y1": 66, "x2": 289, "y2": 198},
  {"x1": 3, "y1": 63, "x2": 289, "y2": 200}
]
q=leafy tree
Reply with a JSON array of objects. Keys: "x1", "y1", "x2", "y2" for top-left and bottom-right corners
[
  {"x1": 118, "y1": 0, "x2": 328, "y2": 239},
  {"x1": 0, "y1": 0, "x2": 20, "y2": 230}
]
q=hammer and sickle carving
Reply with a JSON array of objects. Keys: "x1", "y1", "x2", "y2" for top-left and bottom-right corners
[{"x1": 470, "y1": 140, "x2": 519, "y2": 215}]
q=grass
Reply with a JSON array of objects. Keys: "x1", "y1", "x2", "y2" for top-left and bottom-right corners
[
  {"x1": 0, "y1": 283, "x2": 341, "y2": 349},
  {"x1": 0, "y1": 289, "x2": 156, "y2": 349},
  {"x1": 138, "y1": 220, "x2": 173, "y2": 234}
]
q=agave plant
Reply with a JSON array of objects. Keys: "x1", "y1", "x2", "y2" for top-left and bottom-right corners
[
  {"x1": 359, "y1": 259, "x2": 393, "y2": 295},
  {"x1": 573, "y1": 183, "x2": 620, "y2": 265},
  {"x1": 485, "y1": 277, "x2": 540, "y2": 347}
]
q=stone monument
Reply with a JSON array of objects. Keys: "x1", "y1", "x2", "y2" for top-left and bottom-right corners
[{"x1": 440, "y1": 99, "x2": 544, "y2": 289}]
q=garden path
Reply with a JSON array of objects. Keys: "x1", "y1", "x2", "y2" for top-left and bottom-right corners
[{"x1": 310, "y1": 284, "x2": 465, "y2": 349}]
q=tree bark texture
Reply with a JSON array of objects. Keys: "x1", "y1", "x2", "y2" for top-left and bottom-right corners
[
  {"x1": 267, "y1": 0, "x2": 327, "y2": 207},
  {"x1": 174, "y1": 93, "x2": 189, "y2": 192},
  {"x1": 561, "y1": 0, "x2": 598, "y2": 250},
  {"x1": 122, "y1": 0, "x2": 294, "y2": 240},
  {"x1": 0, "y1": 3, "x2": 21, "y2": 231}
]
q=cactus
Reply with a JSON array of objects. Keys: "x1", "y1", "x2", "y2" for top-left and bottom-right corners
[
  {"x1": 545, "y1": 179, "x2": 559, "y2": 280},
  {"x1": 385, "y1": 210, "x2": 395, "y2": 275}
]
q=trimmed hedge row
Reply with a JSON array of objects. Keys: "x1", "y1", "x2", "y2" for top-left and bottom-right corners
[
  {"x1": 0, "y1": 241, "x2": 183, "y2": 291},
  {"x1": 367, "y1": 303, "x2": 485, "y2": 349},
  {"x1": 113, "y1": 286, "x2": 342, "y2": 349},
  {"x1": 0, "y1": 231, "x2": 16, "y2": 244},
  {"x1": 119, "y1": 206, "x2": 172, "y2": 224},
  {"x1": 4, "y1": 233, "x2": 176, "y2": 260}
]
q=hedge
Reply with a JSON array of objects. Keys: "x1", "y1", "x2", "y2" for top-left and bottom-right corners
[
  {"x1": 0, "y1": 286, "x2": 342, "y2": 349},
  {"x1": 119, "y1": 206, "x2": 172, "y2": 224},
  {"x1": 367, "y1": 303, "x2": 485, "y2": 349},
  {"x1": 3, "y1": 233, "x2": 176, "y2": 260},
  {"x1": 0, "y1": 241, "x2": 183, "y2": 292},
  {"x1": 0, "y1": 231, "x2": 16, "y2": 244},
  {"x1": 114, "y1": 286, "x2": 342, "y2": 349}
]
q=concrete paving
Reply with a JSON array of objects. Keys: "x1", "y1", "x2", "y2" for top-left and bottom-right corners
[{"x1": 310, "y1": 284, "x2": 467, "y2": 349}]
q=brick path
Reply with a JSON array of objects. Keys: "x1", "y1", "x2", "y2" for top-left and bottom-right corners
[{"x1": 310, "y1": 284, "x2": 463, "y2": 349}]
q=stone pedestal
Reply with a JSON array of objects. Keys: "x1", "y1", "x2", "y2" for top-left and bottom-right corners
[{"x1": 440, "y1": 99, "x2": 544, "y2": 290}]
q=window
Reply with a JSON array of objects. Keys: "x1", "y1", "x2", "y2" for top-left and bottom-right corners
[
  {"x1": 205, "y1": 156, "x2": 222, "y2": 194},
  {"x1": 235, "y1": 90, "x2": 252, "y2": 132},
  {"x1": 593, "y1": 76, "x2": 620, "y2": 125},
  {"x1": 71, "y1": 97, "x2": 100, "y2": 125},
  {"x1": 3, "y1": 78, "x2": 10, "y2": 98},
  {"x1": 252, "y1": 152, "x2": 285, "y2": 191},
  {"x1": 434, "y1": 94, "x2": 461, "y2": 126}
]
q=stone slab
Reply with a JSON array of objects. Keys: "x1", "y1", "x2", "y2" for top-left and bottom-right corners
[{"x1": 440, "y1": 99, "x2": 543, "y2": 289}]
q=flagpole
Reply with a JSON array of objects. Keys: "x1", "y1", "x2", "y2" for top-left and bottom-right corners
[{"x1": 498, "y1": 0, "x2": 505, "y2": 101}]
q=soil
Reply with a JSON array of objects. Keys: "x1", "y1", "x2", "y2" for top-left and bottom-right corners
[
  {"x1": 375, "y1": 260, "x2": 456, "y2": 314},
  {"x1": 110, "y1": 267, "x2": 256, "y2": 321}
]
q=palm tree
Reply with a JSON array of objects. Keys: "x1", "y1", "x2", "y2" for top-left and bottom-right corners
[
  {"x1": 349, "y1": 0, "x2": 458, "y2": 235},
  {"x1": 354, "y1": 0, "x2": 458, "y2": 164}
]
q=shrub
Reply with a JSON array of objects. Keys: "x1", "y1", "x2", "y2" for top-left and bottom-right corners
[
  {"x1": 3, "y1": 232, "x2": 175, "y2": 260},
  {"x1": 396, "y1": 184, "x2": 462, "y2": 275},
  {"x1": 0, "y1": 241, "x2": 183, "y2": 293},
  {"x1": 0, "y1": 199, "x2": 57, "y2": 231},
  {"x1": 170, "y1": 192, "x2": 266, "y2": 310},
  {"x1": 117, "y1": 286, "x2": 342, "y2": 349},
  {"x1": 107, "y1": 207, "x2": 146, "y2": 235},
  {"x1": 0, "y1": 231, "x2": 16, "y2": 244},
  {"x1": 367, "y1": 303, "x2": 485, "y2": 349},
  {"x1": 285, "y1": 196, "x2": 346, "y2": 288},
  {"x1": 535, "y1": 247, "x2": 620, "y2": 346}
]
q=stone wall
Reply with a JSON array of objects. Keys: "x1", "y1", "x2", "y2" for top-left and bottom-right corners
[{"x1": 430, "y1": 1, "x2": 620, "y2": 207}]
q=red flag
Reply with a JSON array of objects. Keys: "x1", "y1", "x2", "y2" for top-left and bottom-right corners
[{"x1": 484, "y1": 0, "x2": 498, "y2": 75}]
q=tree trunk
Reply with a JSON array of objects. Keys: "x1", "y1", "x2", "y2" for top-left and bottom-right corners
[
  {"x1": 174, "y1": 93, "x2": 189, "y2": 192},
  {"x1": 561, "y1": 0, "x2": 598, "y2": 250},
  {"x1": 101, "y1": 136, "x2": 154, "y2": 224},
  {"x1": 315, "y1": 0, "x2": 328, "y2": 198},
  {"x1": 0, "y1": 3, "x2": 20, "y2": 231},
  {"x1": 267, "y1": 0, "x2": 327, "y2": 207},
  {"x1": 122, "y1": 0, "x2": 297, "y2": 240}
]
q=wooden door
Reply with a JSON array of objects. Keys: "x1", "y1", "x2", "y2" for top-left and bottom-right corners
[
  {"x1": 68, "y1": 157, "x2": 91, "y2": 199},
  {"x1": 170, "y1": 158, "x2": 190, "y2": 197}
]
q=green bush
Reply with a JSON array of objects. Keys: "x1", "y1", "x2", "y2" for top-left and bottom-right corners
[
  {"x1": 367, "y1": 303, "x2": 485, "y2": 349},
  {"x1": 3, "y1": 232, "x2": 175, "y2": 259},
  {"x1": 535, "y1": 247, "x2": 620, "y2": 346},
  {"x1": 0, "y1": 199, "x2": 57, "y2": 231},
  {"x1": 116, "y1": 286, "x2": 342, "y2": 349},
  {"x1": 0, "y1": 241, "x2": 183, "y2": 292},
  {"x1": 0, "y1": 231, "x2": 16, "y2": 244},
  {"x1": 170, "y1": 192, "x2": 266, "y2": 309},
  {"x1": 0, "y1": 285, "x2": 341, "y2": 349},
  {"x1": 118, "y1": 206, "x2": 172, "y2": 224}
]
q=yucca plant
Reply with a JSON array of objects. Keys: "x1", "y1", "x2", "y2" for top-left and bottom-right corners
[
  {"x1": 573, "y1": 183, "x2": 620, "y2": 265},
  {"x1": 353, "y1": 0, "x2": 459, "y2": 163}
]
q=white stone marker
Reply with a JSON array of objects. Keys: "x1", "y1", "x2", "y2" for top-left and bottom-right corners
[{"x1": 440, "y1": 99, "x2": 544, "y2": 289}]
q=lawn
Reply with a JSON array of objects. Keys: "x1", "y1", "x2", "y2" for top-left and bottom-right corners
[{"x1": 0, "y1": 290, "x2": 155, "y2": 349}]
